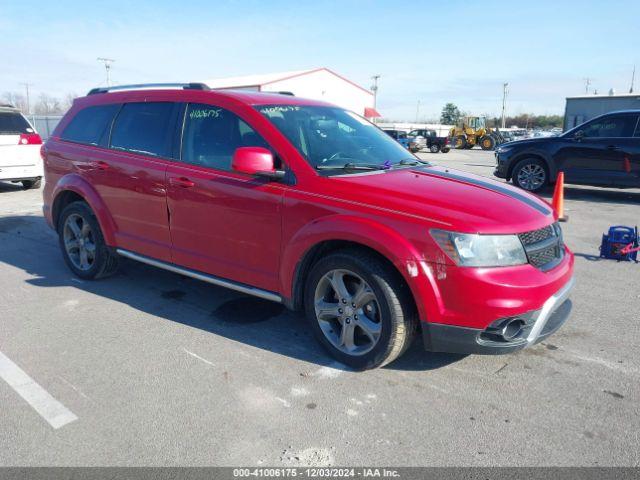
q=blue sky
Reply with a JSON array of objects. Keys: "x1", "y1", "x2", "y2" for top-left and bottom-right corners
[{"x1": 1, "y1": 0, "x2": 638, "y2": 120}]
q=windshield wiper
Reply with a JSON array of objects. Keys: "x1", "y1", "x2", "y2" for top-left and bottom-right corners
[
  {"x1": 316, "y1": 162, "x2": 386, "y2": 171},
  {"x1": 392, "y1": 158, "x2": 429, "y2": 168}
]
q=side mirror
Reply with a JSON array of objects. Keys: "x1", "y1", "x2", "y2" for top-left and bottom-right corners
[
  {"x1": 574, "y1": 130, "x2": 584, "y2": 141},
  {"x1": 231, "y1": 147, "x2": 285, "y2": 180}
]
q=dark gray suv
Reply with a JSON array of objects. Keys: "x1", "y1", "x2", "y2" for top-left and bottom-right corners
[{"x1": 494, "y1": 110, "x2": 640, "y2": 192}]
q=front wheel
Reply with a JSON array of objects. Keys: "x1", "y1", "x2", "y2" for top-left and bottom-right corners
[
  {"x1": 454, "y1": 136, "x2": 467, "y2": 149},
  {"x1": 480, "y1": 136, "x2": 496, "y2": 151},
  {"x1": 58, "y1": 201, "x2": 120, "y2": 280},
  {"x1": 512, "y1": 158, "x2": 548, "y2": 192},
  {"x1": 304, "y1": 250, "x2": 417, "y2": 370}
]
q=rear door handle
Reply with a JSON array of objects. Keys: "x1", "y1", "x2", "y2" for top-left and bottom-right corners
[
  {"x1": 169, "y1": 176, "x2": 195, "y2": 188},
  {"x1": 606, "y1": 145, "x2": 621, "y2": 151}
]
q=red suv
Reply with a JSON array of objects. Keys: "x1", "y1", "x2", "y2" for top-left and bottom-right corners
[{"x1": 42, "y1": 84, "x2": 574, "y2": 369}]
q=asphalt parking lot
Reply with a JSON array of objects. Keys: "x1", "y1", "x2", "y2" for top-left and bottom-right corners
[{"x1": 1, "y1": 149, "x2": 639, "y2": 467}]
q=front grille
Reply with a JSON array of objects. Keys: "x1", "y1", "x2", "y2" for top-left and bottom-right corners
[
  {"x1": 519, "y1": 223, "x2": 564, "y2": 271},
  {"x1": 519, "y1": 225, "x2": 554, "y2": 246}
]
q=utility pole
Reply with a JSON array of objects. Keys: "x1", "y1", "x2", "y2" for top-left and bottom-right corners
[
  {"x1": 501, "y1": 82, "x2": 509, "y2": 129},
  {"x1": 97, "y1": 57, "x2": 115, "y2": 86},
  {"x1": 583, "y1": 77, "x2": 592, "y2": 94},
  {"x1": 370, "y1": 75, "x2": 381, "y2": 109},
  {"x1": 415, "y1": 100, "x2": 421, "y2": 123},
  {"x1": 19, "y1": 82, "x2": 32, "y2": 114},
  {"x1": 630, "y1": 65, "x2": 636, "y2": 93}
]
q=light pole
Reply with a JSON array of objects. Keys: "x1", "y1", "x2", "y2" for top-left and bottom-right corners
[
  {"x1": 19, "y1": 82, "x2": 32, "y2": 114},
  {"x1": 501, "y1": 82, "x2": 508, "y2": 129},
  {"x1": 97, "y1": 57, "x2": 115, "y2": 86},
  {"x1": 370, "y1": 75, "x2": 381, "y2": 109}
]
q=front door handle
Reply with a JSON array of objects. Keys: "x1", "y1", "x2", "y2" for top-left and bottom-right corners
[
  {"x1": 606, "y1": 145, "x2": 621, "y2": 151},
  {"x1": 169, "y1": 176, "x2": 195, "y2": 188}
]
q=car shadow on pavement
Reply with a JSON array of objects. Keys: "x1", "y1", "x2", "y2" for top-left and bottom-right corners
[
  {"x1": 0, "y1": 214, "x2": 464, "y2": 372},
  {"x1": 537, "y1": 186, "x2": 640, "y2": 205},
  {"x1": 0, "y1": 181, "x2": 26, "y2": 192}
]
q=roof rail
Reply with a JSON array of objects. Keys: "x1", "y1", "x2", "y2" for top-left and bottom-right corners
[{"x1": 87, "y1": 83, "x2": 210, "y2": 95}]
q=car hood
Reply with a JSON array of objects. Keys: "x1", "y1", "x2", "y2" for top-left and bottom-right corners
[
  {"x1": 326, "y1": 165, "x2": 554, "y2": 234},
  {"x1": 500, "y1": 137, "x2": 560, "y2": 148}
]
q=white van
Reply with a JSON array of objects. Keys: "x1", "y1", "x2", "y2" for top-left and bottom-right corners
[{"x1": 0, "y1": 105, "x2": 44, "y2": 189}]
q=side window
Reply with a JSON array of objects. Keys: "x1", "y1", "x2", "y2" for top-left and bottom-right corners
[
  {"x1": 110, "y1": 102, "x2": 175, "y2": 157},
  {"x1": 60, "y1": 104, "x2": 120, "y2": 146},
  {"x1": 181, "y1": 103, "x2": 268, "y2": 171},
  {"x1": 581, "y1": 115, "x2": 635, "y2": 138},
  {"x1": 633, "y1": 117, "x2": 640, "y2": 138}
]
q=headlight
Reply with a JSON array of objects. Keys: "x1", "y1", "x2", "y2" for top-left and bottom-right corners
[{"x1": 430, "y1": 229, "x2": 527, "y2": 267}]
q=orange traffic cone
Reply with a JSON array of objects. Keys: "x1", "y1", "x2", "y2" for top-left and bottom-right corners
[
  {"x1": 552, "y1": 171, "x2": 567, "y2": 222},
  {"x1": 624, "y1": 156, "x2": 631, "y2": 173}
]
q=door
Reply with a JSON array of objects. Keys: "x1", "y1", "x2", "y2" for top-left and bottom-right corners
[
  {"x1": 556, "y1": 114, "x2": 639, "y2": 186},
  {"x1": 166, "y1": 103, "x2": 285, "y2": 292},
  {"x1": 100, "y1": 101, "x2": 180, "y2": 262}
]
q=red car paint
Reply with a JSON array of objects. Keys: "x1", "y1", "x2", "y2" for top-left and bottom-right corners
[{"x1": 42, "y1": 88, "x2": 574, "y2": 337}]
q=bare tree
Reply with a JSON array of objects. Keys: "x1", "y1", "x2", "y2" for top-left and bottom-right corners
[
  {"x1": 34, "y1": 93, "x2": 62, "y2": 115},
  {"x1": 61, "y1": 92, "x2": 78, "y2": 113},
  {"x1": 1, "y1": 92, "x2": 28, "y2": 113}
]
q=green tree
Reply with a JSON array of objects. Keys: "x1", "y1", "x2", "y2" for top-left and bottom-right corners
[{"x1": 440, "y1": 103, "x2": 461, "y2": 125}]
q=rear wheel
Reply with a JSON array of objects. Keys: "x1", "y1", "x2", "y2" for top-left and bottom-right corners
[
  {"x1": 512, "y1": 158, "x2": 548, "y2": 192},
  {"x1": 22, "y1": 177, "x2": 42, "y2": 189},
  {"x1": 58, "y1": 201, "x2": 119, "y2": 280},
  {"x1": 429, "y1": 144, "x2": 440, "y2": 153},
  {"x1": 304, "y1": 249, "x2": 417, "y2": 370},
  {"x1": 480, "y1": 135, "x2": 496, "y2": 150}
]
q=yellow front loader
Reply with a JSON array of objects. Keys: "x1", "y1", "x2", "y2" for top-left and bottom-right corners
[{"x1": 449, "y1": 116, "x2": 505, "y2": 150}]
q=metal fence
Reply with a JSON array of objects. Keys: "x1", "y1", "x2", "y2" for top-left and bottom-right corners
[{"x1": 26, "y1": 115, "x2": 63, "y2": 140}]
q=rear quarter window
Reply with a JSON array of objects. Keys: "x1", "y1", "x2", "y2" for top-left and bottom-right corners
[
  {"x1": 0, "y1": 111, "x2": 33, "y2": 134},
  {"x1": 61, "y1": 104, "x2": 120, "y2": 145}
]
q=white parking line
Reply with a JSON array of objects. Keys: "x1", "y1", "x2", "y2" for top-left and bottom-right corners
[{"x1": 0, "y1": 350, "x2": 78, "y2": 429}]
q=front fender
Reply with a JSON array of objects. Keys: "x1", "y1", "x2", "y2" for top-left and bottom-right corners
[
  {"x1": 51, "y1": 174, "x2": 117, "y2": 246},
  {"x1": 280, "y1": 214, "x2": 438, "y2": 322}
]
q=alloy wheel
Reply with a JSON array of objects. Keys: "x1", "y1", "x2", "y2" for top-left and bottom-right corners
[
  {"x1": 313, "y1": 269, "x2": 382, "y2": 356},
  {"x1": 63, "y1": 213, "x2": 96, "y2": 271},
  {"x1": 517, "y1": 164, "x2": 546, "y2": 191}
]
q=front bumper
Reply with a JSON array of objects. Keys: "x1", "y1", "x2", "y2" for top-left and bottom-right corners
[
  {"x1": 493, "y1": 151, "x2": 511, "y2": 179},
  {"x1": 422, "y1": 275, "x2": 575, "y2": 354}
]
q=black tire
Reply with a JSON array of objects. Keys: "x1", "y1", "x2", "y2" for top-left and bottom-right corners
[
  {"x1": 479, "y1": 135, "x2": 496, "y2": 151},
  {"x1": 441, "y1": 147, "x2": 450, "y2": 153},
  {"x1": 304, "y1": 249, "x2": 418, "y2": 370},
  {"x1": 22, "y1": 177, "x2": 42, "y2": 189},
  {"x1": 511, "y1": 158, "x2": 548, "y2": 193},
  {"x1": 58, "y1": 201, "x2": 119, "y2": 280},
  {"x1": 429, "y1": 144, "x2": 440, "y2": 153},
  {"x1": 454, "y1": 136, "x2": 467, "y2": 149}
]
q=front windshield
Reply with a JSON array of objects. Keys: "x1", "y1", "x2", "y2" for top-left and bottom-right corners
[{"x1": 256, "y1": 105, "x2": 420, "y2": 172}]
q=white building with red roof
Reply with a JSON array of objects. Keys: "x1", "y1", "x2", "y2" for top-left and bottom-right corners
[{"x1": 204, "y1": 67, "x2": 380, "y2": 119}]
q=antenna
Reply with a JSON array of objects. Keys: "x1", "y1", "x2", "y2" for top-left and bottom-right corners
[
  {"x1": 630, "y1": 65, "x2": 636, "y2": 94},
  {"x1": 97, "y1": 57, "x2": 115, "y2": 86}
]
